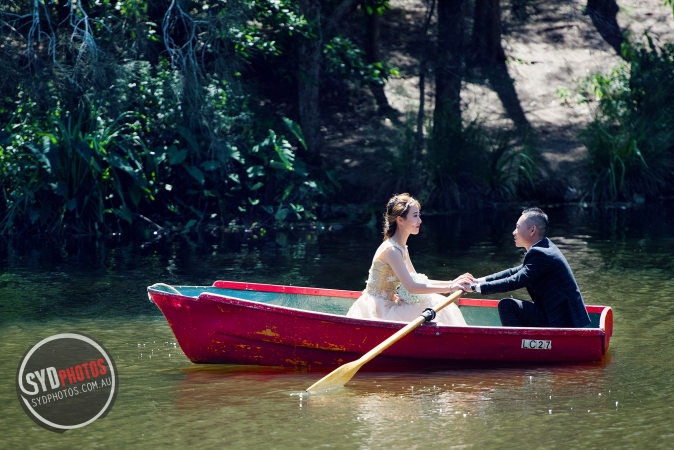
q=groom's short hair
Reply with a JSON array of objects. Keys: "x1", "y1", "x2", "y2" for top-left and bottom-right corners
[{"x1": 522, "y1": 207, "x2": 548, "y2": 237}]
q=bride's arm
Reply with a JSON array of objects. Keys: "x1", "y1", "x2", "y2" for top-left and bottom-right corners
[
  {"x1": 409, "y1": 259, "x2": 474, "y2": 288},
  {"x1": 380, "y1": 248, "x2": 466, "y2": 294},
  {"x1": 448, "y1": 272, "x2": 476, "y2": 286},
  {"x1": 428, "y1": 274, "x2": 474, "y2": 290},
  {"x1": 407, "y1": 257, "x2": 418, "y2": 274}
]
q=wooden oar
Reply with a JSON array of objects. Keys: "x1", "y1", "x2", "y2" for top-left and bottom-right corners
[{"x1": 305, "y1": 290, "x2": 464, "y2": 393}]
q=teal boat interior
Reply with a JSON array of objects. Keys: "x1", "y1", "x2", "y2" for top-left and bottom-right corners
[{"x1": 150, "y1": 285, "x2": 602, "y2": 328}]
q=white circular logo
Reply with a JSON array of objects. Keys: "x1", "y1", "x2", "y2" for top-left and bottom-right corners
[{"x1": 15, "y1": 332, "x2": 118, "y2": 433}]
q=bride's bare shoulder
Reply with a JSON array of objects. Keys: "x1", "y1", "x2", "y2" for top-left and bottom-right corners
[
  {"x1": 373, "y1": 239, "x2": 392, "y2": 258},
  {"x1": 374, "y1": 239, "x2": 404, "y2": 261}
]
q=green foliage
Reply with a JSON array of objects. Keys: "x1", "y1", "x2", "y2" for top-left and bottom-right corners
[
  {"x1": 323, "y1": 36, "x2": 397, "y2": 86},
  {"x1": 0, "y1": 0, "x2": 338, "y2": 235},
  {"x1": 231, "y1": 0, "x2": 309, "y2": 58},
  {"x1": 580, "y1": 35, "x2": 674, "y2": 202},
  {"x1": 391, "y1": 115, "x2": 418, "y2": 170},
  {"x1": 405, "y1": 115, "x2": 537, "y2": 208},
  {"x1": 665, "y1": 0, "x2": 674, "y2": 16},
  {"x1": 0, "y1": 77, "x2": 328, "y2": 235},
  {"x1": 0, "y1": 101, "x2": 151, "y2": 233},
  {"x1": 481, "y1": 133, "x2": 537, "y2": 201},
  {"x1": 245, "y1": 125, "x2": 326, "y2": 222},
  {"x1": 362, "y1": 0, "x2": 390, "y2": 16},
  {"x1": 424, "y1": 116, "x2": 475, "y2": 208}
]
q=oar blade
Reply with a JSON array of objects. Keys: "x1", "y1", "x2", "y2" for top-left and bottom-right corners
[
  {"x1": 305, "y1": 291, "x2": 464, "y2": 394},
  {"x1": 306, "y1": 360, "x2": 362, "y2": 394}
]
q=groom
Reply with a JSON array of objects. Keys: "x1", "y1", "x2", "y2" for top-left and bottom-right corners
[{"x1": 465, "y1": 208, "x2": 591, "y2": 328}]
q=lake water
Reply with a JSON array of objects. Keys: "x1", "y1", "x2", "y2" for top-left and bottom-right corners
[{"x1": 1, "y1": 205, "x2": 673, "y2": 448}]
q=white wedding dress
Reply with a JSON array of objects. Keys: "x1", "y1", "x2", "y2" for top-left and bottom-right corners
[{"x1": 346, "y1": 239, "x2": 467, "y2": 326}]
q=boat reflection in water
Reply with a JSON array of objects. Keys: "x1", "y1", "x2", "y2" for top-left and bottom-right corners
[{"x1": 169, "y1": 361, "x2": 614, "y2": 448}]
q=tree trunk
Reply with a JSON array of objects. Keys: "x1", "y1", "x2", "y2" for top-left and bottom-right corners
[
  {"x1": 585, "y1": 0, "x2": 623, "y2": 56},
  {"x1": 433, "y1": 0, "x2": 466, "y2": 134},
  {"x1": 297, "y1": 0, "x2": 323, "y2": 165},
  {"x1": 326, "y1": 0, "x2": 363, "y2": 33},
  {"x1": 416, "y1": 0, "x2": 436, "y2": 155},
  {"x1": 365, "y1": 10, "x2": 381, "y2": 64},
  {"x1": 586, "y1": 0, "x2": 619, "y2": 18},
  {"x1": 471, "y1": 0, "x2": 506, "y2": 65},
  {"x1": 416, "y1": 66, "x2": 426, "y2": 155},
  {"x1": 294, "y1": 0, "x2": 362, "y2": 165},
  {"x1": 365, "y1": 11, "x2": 393, "y2": 114},
  {"x1": 298, "y1": 41, "x2": 322, "y2": 165}
]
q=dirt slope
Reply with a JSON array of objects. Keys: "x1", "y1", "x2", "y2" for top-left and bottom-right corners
[{"x1": 322, "y1": 0, "x2": 674, "y2": 205}]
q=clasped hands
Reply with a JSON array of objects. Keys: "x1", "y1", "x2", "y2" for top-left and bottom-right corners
[{"x1": 449, "y1": 273, "x2": 476, "y2": 293}]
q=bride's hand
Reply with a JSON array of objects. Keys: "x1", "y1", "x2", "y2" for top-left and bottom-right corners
[
  {"x1": 449, "y1": 281, "x2": 471, "y2": 293},
  {"x1": 453, "y1": 274, "x2": 474, "y2": 286},
  {"x1": 459, "y1": 283, "x2": 472, "y2": 292}
]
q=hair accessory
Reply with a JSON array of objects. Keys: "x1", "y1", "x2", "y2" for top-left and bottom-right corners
[{"x1": 400, "y1": 198, "x2": 415, "y2": 214}]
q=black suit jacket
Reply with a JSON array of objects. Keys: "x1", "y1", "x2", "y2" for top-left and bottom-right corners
[{"x1": 480, "y1": 238, "x2": 591, "y2": 327}]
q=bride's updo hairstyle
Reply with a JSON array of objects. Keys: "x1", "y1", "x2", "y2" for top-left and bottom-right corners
[{"x1": 383, "y1": 193, "x2": 419, "y2": 240}]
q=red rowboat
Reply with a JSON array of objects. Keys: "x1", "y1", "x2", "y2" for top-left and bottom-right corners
[{"x1": 147, "y1": 281, "x2": 613, "y2": 370}]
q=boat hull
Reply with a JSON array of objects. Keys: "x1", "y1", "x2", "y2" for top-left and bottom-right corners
[{"x1": 148, "y1": 281, "x2": 613, "y2": 370}]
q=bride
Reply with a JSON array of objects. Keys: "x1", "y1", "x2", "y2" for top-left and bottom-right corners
[{"x1": 346, "y1": 193, "x2": 472, "y2": 325}]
